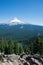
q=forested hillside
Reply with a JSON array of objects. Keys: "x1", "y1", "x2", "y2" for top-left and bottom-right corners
[{"x1": 0, "y1": 24, "x2": 43, "y2": 41}]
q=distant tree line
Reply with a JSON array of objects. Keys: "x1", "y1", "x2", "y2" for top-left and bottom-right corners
[{"x1": 0, "y1": 36, "x2": 43, "y2": 55}]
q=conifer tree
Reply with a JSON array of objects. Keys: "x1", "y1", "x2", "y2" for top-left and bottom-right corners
[
  {"x1": 19, "y1": 45, "x2": 23, "y2": 54},
  {"x1": 8, "y1": 39, "x2": 14, "y2": 54},
  {"x1": 14, "y1": 43, "x2": 19, "y2": 54}
]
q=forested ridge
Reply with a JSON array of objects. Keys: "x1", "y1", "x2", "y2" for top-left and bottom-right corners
[{"x1": 0, "y1": 24, "x2": 43, "y2": 41}]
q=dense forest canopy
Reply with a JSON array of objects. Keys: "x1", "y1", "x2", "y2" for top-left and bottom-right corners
[{"x1": 0, "y1": 36, "x2": 43, "y2": 55}]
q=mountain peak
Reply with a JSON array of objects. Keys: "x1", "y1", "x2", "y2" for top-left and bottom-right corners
[{"x1": 9, "y1": 17, "x2": 24, "y2": 25}]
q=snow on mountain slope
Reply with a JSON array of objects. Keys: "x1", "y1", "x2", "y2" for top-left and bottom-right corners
[{"x1": 9, "y1": 17, "x2": 24, "y2": 25}]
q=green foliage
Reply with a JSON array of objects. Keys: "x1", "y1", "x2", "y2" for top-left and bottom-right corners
[
  {"x1": 32, "y1": 36, "x2": 43, "y2": 55},
  {"x1": 14, "y1": 43, "x2": 19, "y2": 54},
  {"x1": 0, "y1": 38, "x2": 7, "y2": 53},
  {"x1": 23, "y1": 45, "x2": 31, "y2": 54},
  {"x1": 8, "y1": 39, "x2": 14, "y2": 54},
  {"x1": 19, "y1": 45, "x2": 24, "y2": 54},
  {"x1": 0, "y1": 36, "x2": 43, "y2": 55}
]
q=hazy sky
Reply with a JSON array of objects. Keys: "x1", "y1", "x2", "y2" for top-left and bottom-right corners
[{"x1": 0, "y1": 0, "x2": 43, "y2": 25}]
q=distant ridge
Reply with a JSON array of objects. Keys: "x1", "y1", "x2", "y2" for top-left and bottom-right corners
[{"x1": 0, "y1": 23, "x2": 43, "y2": 41}]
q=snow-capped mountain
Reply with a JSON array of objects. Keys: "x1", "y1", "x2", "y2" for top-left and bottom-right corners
[
  {"x1": 9, "y1": 17, "x2": 24, "y2": 25},
  {"x1": 0, "y1": 17, "x2": 43, "y2": 41}
]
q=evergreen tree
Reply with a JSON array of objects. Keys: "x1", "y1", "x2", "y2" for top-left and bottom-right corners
[
  {"x1": 0, "y1": 37, "x2": 7, "y2": 53},
  {"x1": 19, "y1": 45, "x2": 24, "y2": 54},
  {"x1": 39, "y1": 41, "x2": 43, "y2": 55},
  {"x1": 23, "y1": 45, "x2": 31, "y2": 54},
  {"x1": 8, "y1": 39, "x2": 14, "y2": 54},
  {"x1": 33, "y1": 36, "x2": 40, "y2": 54},
  {"x1": 14, "y1": 43, "x2": 19, "y2": 54}
]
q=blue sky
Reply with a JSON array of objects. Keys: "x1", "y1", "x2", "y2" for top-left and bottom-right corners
[{"x1": 0, "y1": 0, "x2": 43, "y2": 25}]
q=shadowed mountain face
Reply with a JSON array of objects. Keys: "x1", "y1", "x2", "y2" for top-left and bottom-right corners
[{"x1": 0, "y1": 24, "x2": 43, "y2": 41}]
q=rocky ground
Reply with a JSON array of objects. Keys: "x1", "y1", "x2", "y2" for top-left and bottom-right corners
[{"x1": 0, "y1": 53, "x2": 43, "y2": 65}]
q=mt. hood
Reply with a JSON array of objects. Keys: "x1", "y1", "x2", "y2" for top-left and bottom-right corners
[{"x1": 9, "y1": 17, "x2": 24, "y2": 25}]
